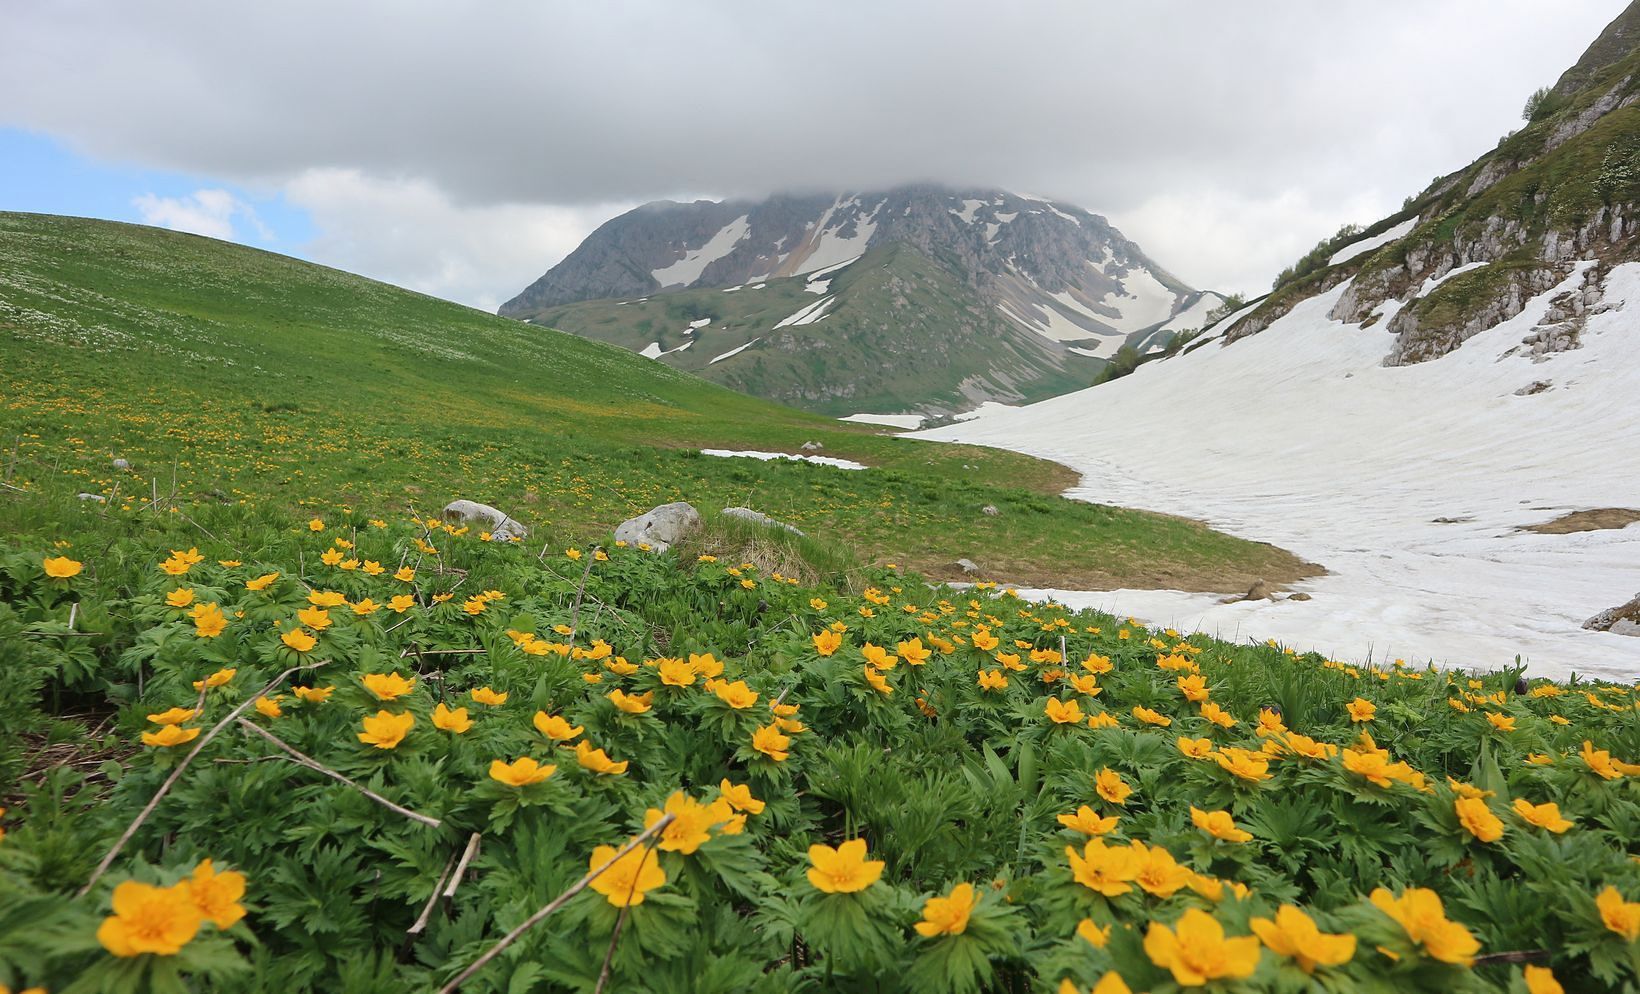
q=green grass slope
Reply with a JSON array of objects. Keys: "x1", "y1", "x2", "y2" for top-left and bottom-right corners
[
  {"x1": 0, "y1": 212, "x2": 1306, "y2": 592},
  {"x1": 525, "y1": 244, "x2": 1103, "y2": 417}
]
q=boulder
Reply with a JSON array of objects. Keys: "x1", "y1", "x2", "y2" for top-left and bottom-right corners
[
  {"x1": 800, "y1": 441, "x2": 824, "y2": 452},
  {"x1": 1222, "y1": 578, "x2": 1274, "y2": 604},
  {"x1": 722, "y1": 507, "x2": 805, "y2": 536},
  {"x1": 614, "y1": 501, "x2": 701, "y2": 553},
  {"x1": 981, "y1": 504, "x2": 1000, "y2": 517},
  {"x1": 954, "y1": 558, "x2": 981, "y2": 575},
  {"x1": 1585, "y1": 592, "x2": 1640, "y2": 637},
  {"x1": 442, "y1": 499, "x2": 529, "y2": 541}
]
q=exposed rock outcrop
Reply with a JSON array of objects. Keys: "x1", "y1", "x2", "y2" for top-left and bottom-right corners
[{"x1": 614, "y1": 502, "x2": 701, "y2": 553}]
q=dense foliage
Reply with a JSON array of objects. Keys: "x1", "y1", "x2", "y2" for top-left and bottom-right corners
[{"x1": 3, "y1": 508, "x2": 1639, "y2": 994}]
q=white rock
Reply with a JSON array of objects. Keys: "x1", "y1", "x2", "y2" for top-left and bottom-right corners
[
  {"x1": 111, "y1": 458, "x2": 130, "y2": 470},
  {"x1": 722, "y1": 507, "x2": 805, "y2": 536},
  {"x1": 78, "y1": 492, "x2": 107, "y2": 502},
  {"x1": 442, "y1": 499, "x2": 529, "y2": 541},
  {"x1": 614, "y1": 502, "x2": 702, "y2": 553},
  {"x1": 981, "y1": 505, "x2": 1000, "y2": 516}
]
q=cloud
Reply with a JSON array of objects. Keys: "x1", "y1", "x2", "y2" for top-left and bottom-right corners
[
  {"x1": 5, "y1": 0, "x2": 1630, "y2": 300},
  {"x1": 132, "y1": 188, "x2": 269, "y2": 242},
  {"x1": 282, "y1": 169, "x2": 630, "y2": 311}
]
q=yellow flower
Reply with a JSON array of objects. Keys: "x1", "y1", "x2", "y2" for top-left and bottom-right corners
[
  {"x1": 714, "y1": 680, "x2": 759, "y2": 708},
  {"x1": 218, "y1": 559, "x2": 241, "y2": 568},
  {"x1": 718, "y1": 779, "x2": 765, "y2": 815},
  {"x1": 142, "y1": 725, "x2": 201, "y2": 748},
  {"x1": 1597, "y1": 886, "x2": 1640, "y2": 941},
  {"x1": 657, "y1": 657, "x2": 696, "y2": 687},
  {"x1": 147, "y1": 706, "x2": 199, "y2": 725},
  {"x1": 1133, "y1": 705, "x2": 1171, "y2": 727},
  {"x1": 470, "y1": 686, "x2": 508, "y2": 706},
  {"x1": 576, "y1": 741, "x2": 629, "y2": 775},
  {"x1": 690, "y1": 652, "x2": 725, "y2": 678},
  {"x1": 296, "y1": 605, "x2": 332, "y2": 630},
  {"x1": 977, "y1": 668, "x2": 1009, "y2": 691},
  {"x1": 351, "y1": 598, "x2": 380, "y2": 616},
  {"x1": 320, "y1": 548, "x2": 344, "y2": 567},
  {"x1": 1215, "y1": 748, "x2": 1272, "y2": 782},
  {"x1": 1046, "y1": 697, "x2": 1084, "y2": 724},
  {"x1": 394, "y1": 566, "x2": 415, "y2": 582},
  {"x1": 191, "y1": 667, "x2": 236, "y2": 692},
  {"x1": 308, "y1": 518, "x2": 325, "y2": 531},
  {"x1": 489, "y1": 756, "x2": 555, "y2": 786},
  {"x1": 1059, "y1": 976, "x2": 1131, "y2": 994},
  {"x1": 1512, "y1": 798, "x2": 1574, "y2": 833},
  {"x1": 1200, "y1": 701, "x2": 1236, "y2": 728},
  {"x1": 1369, "y1": 887, "x2": 1480, "y2": 965},
  {"x1": 1346, "y1": 697, "x2": 1376, "y2": 722},
  {"x1": 184, "y1": 858, "x2": 246, "y2": 929},
  {"x1": 1249, "y1": 904, "x2": 1356, "y2": 973},
  {"x1": 1455, "y1": 797, "x2": 1504, "y2": 843},
  {"x1": 357, "y1": 710, "x2": 414, "y2": 749},
  {"x1": 643, "y1": 791, "x2": 719, "y2": 855},
  {"x1": 897, "y1": 637, "x2": 932, "y2": 666},
  {"x1": 532, "y1": 711, "x2": 583, "y2": 741},
  {"x1": 915, "y1": 881, "x2": 978, "y2": 936},
  {"x1": 806, "y1": 838, "x2": 884, "y2": 893},
  {"x1": 1177, "y1": 736, "x2": 1213, "y2": 758},
  {"x1": 388, "y1": 594, "x2": 415, "y2": 613},
  {"x1": 1095, "y1": 767, "x2": 1132, "y2": 805},
  {"x1": 362, "y1": 672, "x2": 416, "y2": 700},
  {"x1": 1522, "y1": 965, "x2": 1564, "y2": 994},
  {"x1": 1058, "y1": 805, "x2": 1120, "y2": 836},
  {"x1": 42, "y1": 555, "x2": 83, "y2": 578},
  {"x1": 1176, "y1": 673, "x2": 1209, "y2": 702},
  {"x1": 1446, "y1": 777, "x2": 1493, "y2": 800},
  {"x1": 1485, "y1": 711, "x2": 1516, "y2": 732},
  {"x1": 190, "y1": 604, "x2": 227, "y2": 639},
  {"x1": 861, "y1": 643, "x2": 898, "y2": 670},
  {"x1": 245, "y1": 572, "x2": 279, "y2": 591},
  {"x1": 1082, "y1": 652, "x2": 1113, "y2": 674},
  {"x1": 159, "y1": 557, "x2": 192, "y2": 576},
  {"x1": 96, "y1": 880, "x2": 202, "y2": 956},
  {"x1": 1256, "y1": 708, "x2": 1288, "y2": 737},
  {"x1": 1132, "y1": 840, "x2": 1194, "y2": 898},
  {"x1": 293, "y1": 685, "x2": 333, "y2": 704},
  {"x1": 280, "y1": 628, "x2": 317, "y2": 653},
  {"x1": 609, "y1": 689, "x2": 654, "y2": 714},
  {"x1": 1191, "y1": 806, "x2": 1252, "y2": 843},
  {"x1": 587, "y1": 842, "x2": 665, "y2": 907},
  {"x1": 1581, "y1": 740, "x2": 1624, "y2": 780},
  {"x1": 752, "y1": 722, "x2": 791, "y2": 762},
  {"x1": 253, "y1": 696, "x2": 283, "y2": 719},
  {"x1": 565, "y1": 548, "x2": 582, "y2": 560},
  {"x1": 1077, "y1": 918, "x2": 1112, "y2": 948},
  {"x1": 971, "y1": 629, "x2": 1000, "y2": 651},
  {"x1": 432, "y1": 702, "x2": 473, "y2": 733},
  {"x1": 1065, "y1": 839, "x2": 1140, "y2": 896},
  {"x1": 1143, "y1": 907, "x2": 1261, "y2": 986},
  {"x1": 165, "y1": 587, "x2": 195, "y2": 608},
  {"x1": 308, "y1": 590, "x2": 346, "y2": 607}
]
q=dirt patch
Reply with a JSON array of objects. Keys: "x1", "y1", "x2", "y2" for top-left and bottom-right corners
[{"x1": 1522, "y1": 508, "x2": 1640, "y2": 534}]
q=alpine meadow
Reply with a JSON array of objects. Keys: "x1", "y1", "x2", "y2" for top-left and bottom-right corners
[{"x1": 4, "y1": 4, "x2": 1640, "y2": 994}]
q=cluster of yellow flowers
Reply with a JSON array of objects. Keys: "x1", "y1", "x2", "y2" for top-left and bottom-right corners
[{"x1": 96, "y1": 860, "x2": 245, "y2": 957}]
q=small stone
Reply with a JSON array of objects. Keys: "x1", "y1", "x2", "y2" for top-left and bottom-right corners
[
  {"x1": 800, "y1": 441, "x2": 823, "y2": 452},
  {"x1": 1285, "y1": 592, "x2": 1312, "y2": 602},
  {"x1": 77, "y1": 492, "x2": 107, "y2": 502},
  {"x1": 112, "y1": 458, "x2": 130, "y2": 470},
  {"x1": 981, "y1": 505, "x2": 999, "y2": 517}
]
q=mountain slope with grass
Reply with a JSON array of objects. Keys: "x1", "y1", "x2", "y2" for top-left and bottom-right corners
[
  {"x1": 0, "y1": 211, "x2": 1303, "y2": 593},
  {"x1": 501, "y1": 185, "x2": 1221, "y2": 418},
  {"x1": 921, "y1": 2, "x2": 1640, "y2": 680}
]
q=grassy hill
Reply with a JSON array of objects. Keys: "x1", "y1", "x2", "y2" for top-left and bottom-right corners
[
  {"x1": 525, "y1": 244, "x2": 1103, "y2": 417},
  {"x1": 0, "y1": 212, "x2": 1305, "y2": 592}
]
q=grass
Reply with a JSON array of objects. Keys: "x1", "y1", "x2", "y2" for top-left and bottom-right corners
[{"x1": 0, "y1": 212, "x2": 1308, "y2": 593}]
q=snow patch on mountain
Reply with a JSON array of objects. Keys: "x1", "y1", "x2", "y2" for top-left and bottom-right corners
[
  {"x1": 1329, "y1": 216, "x2": 1419, "y2": 266},
  {"x1": 709, "y1": 338, "x2": 760, "y2": 364},
  {"x1": 651, "y1": 215, "x2": 750, "y2": 287},
  {"x1": 1098, "y1": 267, "x2": 1182, "y2": 334},
  {"x1": 921, "y1": 261, "x2": 1640, "y2": 680}
]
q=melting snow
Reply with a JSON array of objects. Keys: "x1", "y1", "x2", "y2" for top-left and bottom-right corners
[
  {"x1": 921, "y1": 261, "x2": 1640, "y2": 680},
  {"x1": 639, "y1": 342, "x2": 663, "y2": 359},
  {"x1": 1419, "y1": 261, "x2": 1491, "y2": 296},
  {"x1": 805, "y1": 279, "x2": 831, "y2": 295},
  {"x1": 709, "y1": 338, "x2": 760, "y2": 364},
  {"x1": 796, "y1": 199, "x2": 881, "y2": 275},
  {"x1": 951, "y1": 199, "x2": 986, "y2": 223},
  {"x1": 774, "y1": 296, "x2": 836, "y2": 328},
  {"x1": 1097, "y1": 267, "x2": 1181, "y2": 334},
  {"x1": 1329, "y1": 216, "x2": 1420, "y2": 266},
  {"x1": 701, "y1": 449, "x2": 867, "y2": 470},
  {"x1": 651, "y1": 215, "x2": 750, "y2": 287},
  {"x1": 839, "y1": 413, "x2": 926, "y2": 429}
]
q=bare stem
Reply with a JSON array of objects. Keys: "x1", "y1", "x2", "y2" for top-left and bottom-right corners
[{"x1": 234, "y1": 719, "x2": 442, "y2": 828}]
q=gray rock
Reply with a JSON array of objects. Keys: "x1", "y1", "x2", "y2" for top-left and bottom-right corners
[
  {"x1": 981, "y1": 505, "x2": 999, "y2": 517},
  {"x1": 614, "y1": 501, "x2": 701, "y2": 553},
  {"x1": 800, "y1": 441, "x2": 823, "y2": 451},
  {"x1": 954, "y1": 558, "x2": 981, "y2": 574},
  {"x1": 442, "y1": 499, "x2": 529, "y2": 541},
  {"x1": 111, "y1": 458, "x2": 130, "y2": 471},
  {"x1": 77, "y1": 492, "x2": 107, "y2": 502},
  {"x1": 1223, "y1": 578, "x2": 1274, "y2": 604},
  {"x1": 722, "y1": 506, "x2": 804, "y2": 536},
  {"x1": 1585, "y1": 592, "x2": 1640, "y2": 636},
  {"x1": 1285, "y1": 592, "x2": 1312, "y2": 602}
]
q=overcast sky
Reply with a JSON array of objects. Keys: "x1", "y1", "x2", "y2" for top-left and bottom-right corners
[{"x1": 2, "y1": 1, "x2": 1628, "y2": 308}]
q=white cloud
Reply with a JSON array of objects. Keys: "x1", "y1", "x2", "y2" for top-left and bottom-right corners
[
  {"x1": 132, "y1": 188, "x2": 269, "y2": 242},
  {"x1": 281, "y1": 168, "x2": 631, "y2": 311}
]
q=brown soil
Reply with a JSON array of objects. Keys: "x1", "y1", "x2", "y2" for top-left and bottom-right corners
[{"x1": 1521, "y1": 508, "x2": 1640, "y2": 534}]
